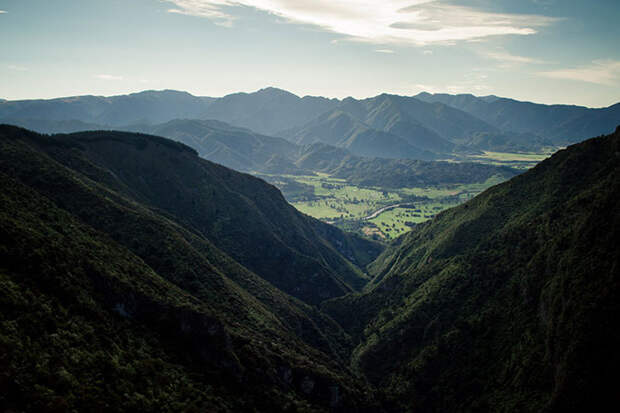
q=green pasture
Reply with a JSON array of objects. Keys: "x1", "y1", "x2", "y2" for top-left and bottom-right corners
[
  {"x1": 465, "y1": 150, "x2": 554, "y2": 169},
  {"x1": 276, "y1": 173, "x2": 510, "y2": 239}
]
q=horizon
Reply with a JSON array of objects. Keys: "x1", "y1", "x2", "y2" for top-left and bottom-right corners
[
  {"x1": 1, "y1": 86, "x2": 617, "y2": 109},
  {"x1": 1, "y1": 0, "x2": 619, "y2": 107}
]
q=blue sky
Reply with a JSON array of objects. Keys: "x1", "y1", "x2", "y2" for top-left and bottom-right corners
[{"x1": 1, "y1": 0, "x2": 619, "y2": 107}]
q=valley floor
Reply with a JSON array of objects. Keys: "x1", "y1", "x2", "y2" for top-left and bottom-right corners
[
  {"x1": 261, "y1": 172, "x2": 511, "y2": 240},
  {"x1": 259, "y1": 148, "x2": 556, "y2": 240}
]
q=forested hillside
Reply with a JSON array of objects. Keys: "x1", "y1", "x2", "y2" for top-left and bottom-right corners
[
  {"x1": 0, "y1": 124, "x2": 383, "y2": 411},
  {"x1": 324, "y1": 127, "x2": 620, "y2": 412},
  {"x1": 1, "y1": 124, "x2": 618, "y2": 412}
]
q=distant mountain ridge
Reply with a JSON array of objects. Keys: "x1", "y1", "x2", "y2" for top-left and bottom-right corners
[
  {"x1": 415, "y1": 92, "x2": 620, "y2": 145},
  {"x1": 203, "y1": 87, "x2": 339, "y2": 135},
  {"x1": 0, "y1": 90, "x2": 215, "y2": 126},
  {"x1": 2, "y1": 88, "x2": 619, "y2": 158},
  {"x1": 127, "y1": 118, "x2": 307, "y2": 175},
  {"x1": 282, "y1": 109, "x2": 438, "y2": 161}
]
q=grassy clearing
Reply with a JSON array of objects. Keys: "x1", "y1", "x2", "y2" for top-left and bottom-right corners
[
  {"x1": 366, "y1": 201, "x2": 458, "y2": 240},
  {"x1": 481, "y1": 151, "x2": 552, "y2": 161},
  {"x1": 286, "y1": 174, "x2": 401, "y2": 220},
  {"x1": 293, "y1": 189, "x2": 400, "y2": 220},
  {"x1": 464, "y1": 150, "x2": 554, "y2": 169}
]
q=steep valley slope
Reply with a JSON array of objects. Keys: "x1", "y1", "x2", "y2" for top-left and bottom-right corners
[
  {"x1": 324, "y1": 127, "x2": 620, "y2": 412},
  {"x1": 1, "y1": 124, "x2": 619, "y2": 412},
  {"x1": 0, "y1": 125, "x2": 382, "y2": 412}
]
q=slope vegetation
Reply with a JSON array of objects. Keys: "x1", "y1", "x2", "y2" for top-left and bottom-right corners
[
  {"x1": 10, "y1": 127, "x2": 380, "y2": 304},
  {"x1": 324, "y1": 127, "x2": 620, "y2": 412},
  {"x1": 0, "y1": 124, "x2": 386, "y2": 411}
]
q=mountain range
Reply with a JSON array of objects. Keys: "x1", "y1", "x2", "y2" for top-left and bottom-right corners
[
  {"x1": 0, "y1": 90, "x2": 214, "y2": 126},
  {"x1": 3, "y1": 88, "x2": 618, "y2": 159},
  {"x1": 1, "y1": 123, "x2": 618, "y2": 411},
  {"x1": 415, "y1": 92, "x2": 620, "y2": 145},
  {"x1": 129, "y1": 119, "x2": 517, "y2": 189},
  {"x1": 0, "y1": 116, "x2": 517, "y2": 192}
]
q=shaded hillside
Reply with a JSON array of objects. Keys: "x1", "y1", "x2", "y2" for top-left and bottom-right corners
[
  {"x1": 338, "y1": 94, "x2": 483, "y2": 149},
  {"x1": 285, "y1": 110, "x2": 437, "y2": 161},
  {"x1": 128, "y1": 119, "x2": 306, "y2": 174},
  {"x1": 294, "y1": 142, "x2": 355, "y2": 171},
  {"x1": 549, "y1": 103, "x2": 620, "y2": 143},
  {"x1": 0, "y1": 90, "x2": 214, "y2": 126},
  {"x1": 4, "y1": 118, "x2": 519, "y2": 199},
  {"x1": 328, "y1": 158, "x2": 517, "y2": 188},
  {"x1": 416, "y1": 92, "x2": 620, "y2": 145},
  {"x1": 119, "y1": 119, "x2": 516, "y2": 191},
  {"x1": 458, "y1": 130, "x2": 553, "y2": 153},
  {"x1": 0, "y1": 126, "x2": 381, "y2": 306},
  {"x1": 0, "y1": 125, "x2": 388, "y2": 412},
  {"x1": 324, "y1": 127, "x2": 620, "y2": 412},
  {"x1": 284, "y1": 93, "x2": 540, "y2": 156},
  {"x1": 294, "y1": 143, "x2": 517, "y2": 188},
  {"x1": 0, "y1": 118, "x2": 109, "y2": 134}
]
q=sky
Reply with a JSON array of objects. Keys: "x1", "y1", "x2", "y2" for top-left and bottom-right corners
[{"x1": 1, "y1": 0, "x2": 619, "y2": 107}]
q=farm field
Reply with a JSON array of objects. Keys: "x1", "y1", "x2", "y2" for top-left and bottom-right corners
[
  {"x1": 261, "y1": 148, "x2": 556, "y2": 240},
  {"x1": 463, "y1": 150, "x2": 554, "y2": 169},
  {"x1": 263, "y1": 173, "x2": 509, "y2": 240},
  {"x1": 367, "y1": 203, "x2": 448, "y2": 239}
]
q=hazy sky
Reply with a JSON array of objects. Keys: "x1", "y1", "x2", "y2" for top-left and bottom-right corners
[{"x1": 1, "y1": 0, "x2": 619, "y2": 107}]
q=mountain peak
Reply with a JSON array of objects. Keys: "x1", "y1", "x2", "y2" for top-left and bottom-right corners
[
  {"x1": 256, "y1": 86, "x2": 298, "y2": 98},
  {"x1": 126, "y1": 89, "x2": 198, "y2": 98}
]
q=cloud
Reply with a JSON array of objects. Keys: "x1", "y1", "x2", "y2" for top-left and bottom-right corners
[
  {"x1": 444, "y1": 83, "x2": 491, "y2": 94},
  {"x1": 423, "y1": 50, "x2": 433, "y2": 55},
  {"x1": 413, "y1": 83, "x2": 442, "y2": 94},
  {"x1": 539, "y1": 60, "x2": 620, "y2": 85},
  {"x1": 164, "y1": 0, "x2": 558, "y2": 45},
  {"x1": 375, "y1": 49, "x2": 395, "y2": 54},
  {"x1": 479, "y1": 49, "x2": 546, "y2": 68},
  {"x1": 167, "y1": 2, "x2": 234, "y2": 26},
  {"x1": 94, "y1": 74, "x2": 124, "y2": 81},
  {"x1": 6, "y1": 65, "x2": 28, "y2": 72},
  {"x1": 0, "y1": 10, "x2": 7, "y2": 14}
]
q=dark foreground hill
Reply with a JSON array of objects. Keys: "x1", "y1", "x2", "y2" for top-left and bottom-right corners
[
  {"x1": 0, "y1": 125, "x2": 385, "y2": 411},
  {"x1": 324, "y1": 127, "x2": 620, "y2": 411},
  {"x1": 0, "y1": 126, "x2": 381, "y2": 305},
  {"x1": 1, "y1": 124, "x2": 619, "y2": 412}
]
